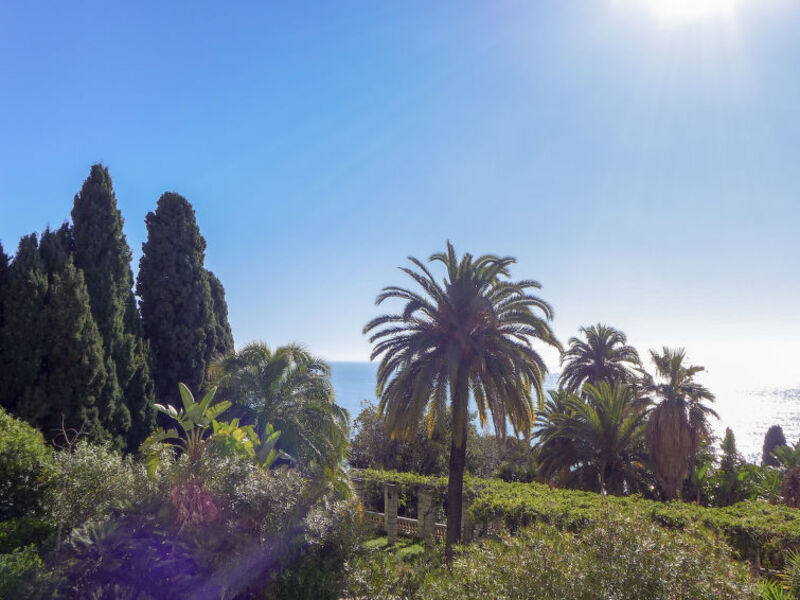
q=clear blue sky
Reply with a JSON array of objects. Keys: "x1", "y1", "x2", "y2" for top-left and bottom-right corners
[{"x1": 1, "y1": 0, "x2": 799, "y2": 390}]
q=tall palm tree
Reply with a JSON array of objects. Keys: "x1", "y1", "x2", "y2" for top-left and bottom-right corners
[
  {"x1": 535, "y1": 382, "x2": 649, "y2": 495},
  {"x1": 364, "y1": 242, "x2": 560, "y2": 558},
  {"x1": 211, "y1": 343, "x2": 349, "y2": 476},
  {"x1": 559, "y1": 324, "x2": 641, "y2": 393},
  {"x1": 642, "y1": 347, "x2": 717, "y2": 500}
]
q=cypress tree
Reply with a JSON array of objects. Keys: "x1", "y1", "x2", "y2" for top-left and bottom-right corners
[
  {"x1": 0, "y1": 229, "x2": 109, "y2": 442},
  {"x1": 137, "y1": 193, "x2": 220, "y2": 405},
  {"x1": 0, "y1": 241, "x2": 8, "y2": 330},
  {"x1": 207, "y1": 269, "x2": 234, "y2": 357},
  {"x1": 0, "y1": 234, "x2": 49, "y2": 421},
  {"x1": 71, "y1": 164, "x2": 154, "y2": 449},
  {"x1": 762, "y1": 425, "x2": 787, "y2": 467}
]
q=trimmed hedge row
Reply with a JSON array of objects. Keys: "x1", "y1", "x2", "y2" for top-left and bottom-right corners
[{"x1": 354, "y1": 469, "x2": 800, "y2": 568}]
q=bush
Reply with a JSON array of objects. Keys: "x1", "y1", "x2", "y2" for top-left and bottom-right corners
[
  {"x1": 269, "y1": 499, "x2": 363, "y2": 599},
  {"x1": 0, "y1": 518, "x2": 55, "y2": 553},
  {"x1": 0, "y1": 545, "x2": 61, "y2": 599},
  {"x1": 47, "y1": 440, "x2": 157, "y2": 535},
  {"x1": 0, "y1": 407, "x2": 53, "y2": 520},
  {"x1": 359, "y1": 469, "x2": 800, "y2": 569},
  {"x1": 345, "y1": 517, "x2": 757, "y2": 599}
]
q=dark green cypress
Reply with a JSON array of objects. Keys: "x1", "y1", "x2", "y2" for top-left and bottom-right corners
[
  {"x1": 762, "y1": 425, "x2": 787, "y2": 467},
  {"x1": 71, "y1": 165, "x2": 154, "y2": 449},
  {"x1": 0, "y1": 241, "x2": 8, "y2": 331},
  {"x1": 0, "y1": 229, "x2": 109, "y2": 442},
  {"x1": 136, "y1": 193, "x2": 219, "y2": 405},
  {"x1": 0, "y1": 234, "x2": 49, "y2": 421},
  {"x1": 207, "y1": 269, "x2": 234, "y2": 357}
]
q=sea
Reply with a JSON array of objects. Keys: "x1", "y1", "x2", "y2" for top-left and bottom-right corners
[{"x1": 330, "y1": 362, "x2": 800, "y2": 463}]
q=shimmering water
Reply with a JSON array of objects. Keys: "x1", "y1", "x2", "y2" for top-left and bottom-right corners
[{"x1": 330, "y1": 362, "x2": 800, "y2": 462}]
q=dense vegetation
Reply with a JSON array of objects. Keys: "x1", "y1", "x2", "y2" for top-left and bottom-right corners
[
  {"x1": 0, "y1": 165, "x2": 232, "y2": 449},
  {"x1": 3, "y1": 200, "x2": 800, "y2": 599}
]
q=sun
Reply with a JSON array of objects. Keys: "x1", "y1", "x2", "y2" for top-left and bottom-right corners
[{"x1": 630, "y1": 0, "x2": 747, "y2": 22}]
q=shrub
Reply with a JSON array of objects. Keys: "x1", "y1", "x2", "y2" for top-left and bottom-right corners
[
  {"x1": 0, "y1": 407, "x2": 53, "y2": 520},
  {"x1": 0, "y1": 518, "x2": 55, "y2": 553},
  {"x1": 269, "y1": 499, "x2": 363, "y2": 600},
  {"x1": 47, "y1": 441, "x2": 157, "y2": 535},
  {"x1": 345, "y1": 517, "x2": 757, "y2": 599},
  {"x1": 0, "y1": 545, "x2": 61, "y2": 599},
  {"x1": 358, "y1": 469, "x2": 800, "y2": 568}
]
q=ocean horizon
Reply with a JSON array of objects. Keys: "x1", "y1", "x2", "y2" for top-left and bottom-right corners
[{"x1": 330, "y1": 361, "x2": 800, "y2": 462}]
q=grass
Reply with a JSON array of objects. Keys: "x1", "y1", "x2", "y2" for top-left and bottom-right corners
[{"x1": 362, "y1": 535, "x2": 426, "y2": 560}]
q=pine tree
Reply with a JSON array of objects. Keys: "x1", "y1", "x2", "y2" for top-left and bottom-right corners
[
  {"x1": 72, "y1": 164, "x2": 154, "y2": 449},
  {"x1": 137, "y1": 193, "x2": 221, "y2": 405},
  {"x1": 207, "y1": 269, "x2": 234, "y2": 357},
  {"x1": 763, "y1": 425, "x2": 787, "y2": 467}
]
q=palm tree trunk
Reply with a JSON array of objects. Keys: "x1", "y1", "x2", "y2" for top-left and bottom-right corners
[{"x1": 445, "y1": 371, "x2": 469, "y2": 563}]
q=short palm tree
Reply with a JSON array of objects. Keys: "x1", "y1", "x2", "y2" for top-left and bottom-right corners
[
  {"x1": 364, "y1": 242, "x2": 560, "y2": 558},
  {"x1": 559, "y1": 324, "x2": 641, "y2": 393},
  {"x1": 211, "y1": 343, "x2": 349, "y2": 476},
  {"x1": 535, "y1": 382, "x2": 649, "y2": 495},
  {"x1": 642, "y1": 347, "x2": 717, "y2": 500}
]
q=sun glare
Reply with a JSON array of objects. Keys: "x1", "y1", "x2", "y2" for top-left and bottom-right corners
[{"x1": 631, "y1": 0, "x2": 747, "y2": 22}]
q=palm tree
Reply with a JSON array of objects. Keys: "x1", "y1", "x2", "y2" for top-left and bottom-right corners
[
  {"x1": 535, "y1": 382, "x2": 649, "y2": 495},
  {"x1": 364, "y1": 242, "x2": 560, "y2": 558},
  {"x1": 642, "y1": 347, "x2": 717, "y2": 500},
  {"x1": 211, "y1": 343, "x2": 349, "y2": 476},
  {"x1": 559, "y1": 324, "x2": 641, "y2": 393}
]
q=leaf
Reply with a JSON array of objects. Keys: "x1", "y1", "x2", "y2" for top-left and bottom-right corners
[
  {"x1": 205, "y1": 401, "x2": 231, "y2": 422},
  {"x1": 178, "y1": 383, "x2": 196, "y2": 413}
]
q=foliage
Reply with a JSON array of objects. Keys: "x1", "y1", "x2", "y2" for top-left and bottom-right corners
[
  {"x1": 0, "y1": 545, "x2": 61, "y2": 600},
  {"x1": 770, "y1": 443, "x2": 800, "y2": 507},
  {"x1": 559, "y1": 323, "x2": 641, "y2": 393},
  {"x1": 206, "y1": 269, "x2": 235, "y2": 357},
  {"x1": 349, "y1": 400, "x2": 448, "y2": 475},
  {"x1": 0, "y1": 518, "x2": 55, "y2": 556},
  {"x1": 364, "y1": 241, "x2": 560, "y2": 556},
  {"x1": 0, "y1": 229, "x2": 112, "y2": 443},
  {"x1": 643, "y1": 347, "x2": 717, "y2": 499},
  {"x1": 344, "y1": 517, "x2": 756, "y2": 600},
  {"x1": 136, "y1": 192, "x2": 232, "y2": 407},
  {"x1": 267, "y1": 499, "x2": 363, "y2": 600},
  {"x1": 764, "y1": 425, "x2": 789, "y2": 467},
  {"x1": 142, "y1": 383, "x2": 232, "y2": 475},
  {"x1": 71, "y1": 163, "x2": 155, "y2": 450},
  {"x1": 141, "y1": 382, "x2": 291, "y2": 482},
  {"x1": 0, "y1": 241, "x2": 8, "y2": 330},
  {"x1": 341, "y1": 539, "x2": 442, "y2": 600},
  {"x1": 349, "y1": 400, "x2": 510, "y2": 478},
  {"x1": 710, "y1": 428, "x2": 750, "y2": 506},
  {"x1": 213, "y1": 343, "x2": 348, "y2": 474},
  {"x1": 0, "y1": 407, "x2": 53, "y2": 520},
  {"x1": 360, "y1": 468, "x2": 800, "y2": 569},
  {"x1": 47, "y1": 440, "x2": 157, "y2": 538},
  {"x1": 535, "y1": 383, "x2": 650, "y2": 495}
]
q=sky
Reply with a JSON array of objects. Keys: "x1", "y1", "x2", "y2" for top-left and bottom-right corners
[{"x1": 1, "y1": 0, "x2": 799, "y2": 392}]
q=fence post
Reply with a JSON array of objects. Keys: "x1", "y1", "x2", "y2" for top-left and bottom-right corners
[
  {"x1": 418, "y1": 486, "x2": 435, "y2": 549},
  {"x1": 384, "y1": 482, "x2": 399, "y2": 546},
  {"x1": 352, "y1": 478, "x2": 365, "y2": 509}
]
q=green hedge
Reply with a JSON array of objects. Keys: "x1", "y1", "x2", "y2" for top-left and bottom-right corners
[{"x1": 354, "y1": 469, "x2": 800, "y2": 568}]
